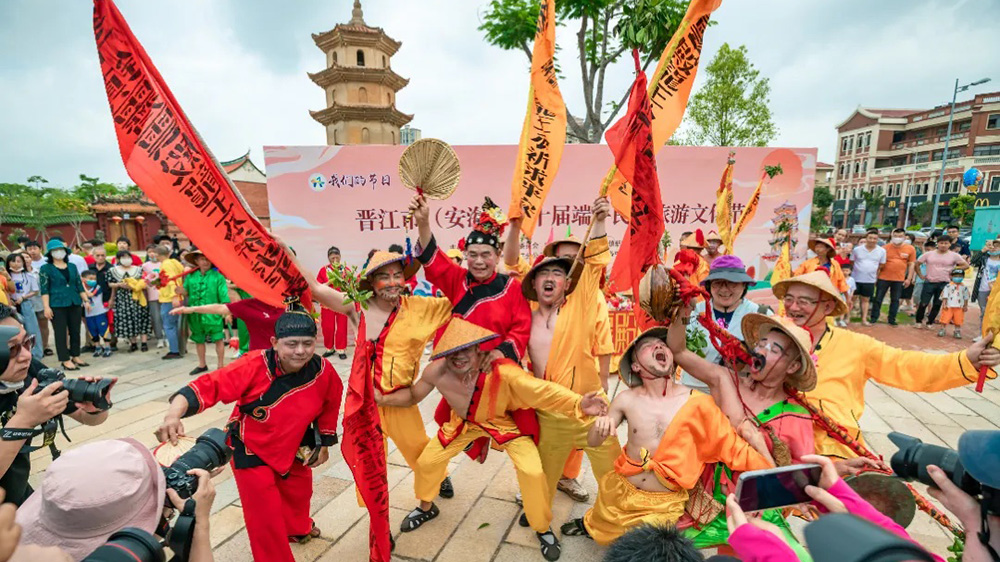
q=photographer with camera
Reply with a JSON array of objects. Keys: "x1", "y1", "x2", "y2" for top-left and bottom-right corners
[
  {"x1": 156, "y1": 305, "x2": 343, "y2": 562},
  {"x1": 0, "y1": 304, "x2": 115, "y2": 506},
  {"x1": 9, "y1": 437, "x2": 216, "y2": 562}
]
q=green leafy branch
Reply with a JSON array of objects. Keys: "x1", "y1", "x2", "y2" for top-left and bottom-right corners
[
  {"x1": 326, "y1": 264, "x2": 373, "y2": 310},
  {"x1": 764, "y1": 163, "x2": 784, "y2": 178}
]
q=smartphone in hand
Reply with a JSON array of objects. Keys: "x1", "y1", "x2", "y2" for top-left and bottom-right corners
[{"x1": 734, "y1": 463, "x2": 822, "y2": 512}]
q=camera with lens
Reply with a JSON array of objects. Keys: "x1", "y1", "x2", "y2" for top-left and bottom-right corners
[
  {"x1": 82, "y1": 500, "x2": 200, "y2": 562},
  {"x1": 889, "y1": 431, "x2": 1000, "y2": 516},
  {"x1": 162, "y1": 428, "x2": 232, "y2": 499},
  {"x1": 34, "y1": 367, "x2": 113, "y2": 412}
]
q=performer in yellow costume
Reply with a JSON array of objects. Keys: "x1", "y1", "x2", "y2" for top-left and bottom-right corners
[
  {"x1": 377, "y1": 318, "x2": 607, "y2": 561},
  {"x1": 792, "y1": 237, "x2": 848, "y2": 293},
  {"x1": 289, "y1": 248, "x2": 456, "y2": 497},
  {"x1": 774, "y1": 270, "x2": 1000, "y2": 462},
  {"x1": 561, "y1": 328, "x2": 771, "y2": 545}
]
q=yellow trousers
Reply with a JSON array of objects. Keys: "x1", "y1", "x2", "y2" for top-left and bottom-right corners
[
  {"x1": 415, "y1": 426, "x2": 553, "y2": 533},
  {"x1": 536, "y1": 411, "x2": 621, "y2": 505},
  {"x1": 357, "y1": 404, "x2": 433, "y2": 505},
  {"x1": 583, "y1": 471, "x2": 688, "y2": 545}
]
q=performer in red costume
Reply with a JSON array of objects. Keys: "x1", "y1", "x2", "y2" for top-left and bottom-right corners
[
  {"x1": 156, "y1": 305, "x2": 343, "y2": 562},
  {"x1": 408, "y1": 194, "x2": 531, "y2": 362},
  {"x1": 316, "y1": 245, "x2": 350, "y2": 359}
]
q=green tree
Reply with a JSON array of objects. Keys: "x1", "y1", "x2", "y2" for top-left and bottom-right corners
[
  {"x1": 26, "y1": 175, "x2": 48, "y2": 190},
  {"x1": 810, "y1": 186, "x2": 833, "y2": 232},
  {"x1": 685, "y1": 43, "x2": 776, "y2": 147},
  {"x1": 949, "y1": 194, "x2": 976, "y2": 227},
  {"x1": 912, "y1": 201, "x2": 934, "y2": 227},
  {"x1": 860, "y1": 190, "x2": 885, "y2": 226},
  {"x1": 479, "y1": 0, "x2": 687, "y2": 143},
  {"x1": 73, "y1": 174, "x2": 127, "y2": 202}
]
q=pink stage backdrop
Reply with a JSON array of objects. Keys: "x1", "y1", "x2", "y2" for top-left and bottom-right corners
[{"x1": 264, "y1": 145, "x2": 816, "y2": 283}]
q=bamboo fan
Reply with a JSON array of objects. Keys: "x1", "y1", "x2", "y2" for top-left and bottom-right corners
[
  {"x1": 152, "y1": 437, "x2": 196, "y2": 467},
  {"x1": 398, "y1": 138, "x2": 461, "y2": 199}
]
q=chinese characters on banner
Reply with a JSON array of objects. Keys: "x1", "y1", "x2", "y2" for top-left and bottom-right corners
[
  {"x1": 609, "y1": 310, "x2": 640, "y2": 357},
  {"x1": 508, "y1": 0, "x2": 567, "y2": 238},
  {"x1": 92, "y1": 0, "x2": 307, "y2": 308},
  {"x1": 606, "y1": 0, "x2": 722, "y2": 221}
]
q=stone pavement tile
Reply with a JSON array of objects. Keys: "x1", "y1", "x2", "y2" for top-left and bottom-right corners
[
  {"x1": 314, "y1": 507, "x2": 408, "y2": 561},
  {"x1": 208, "y1": 505, "x2": 245, "y2": 547},
  {"x1": 925, "y1": 423, "x2": 967, "y2": 449},
  {"x1": 864, "y1": 395, "x2": 914, "y2": 420},
  {"x1": 436, "y1": 497, "x2": 519, "y2": 562},
  {"x1": 312, "y1": 464, "x2": 409, "y2": 543},
  {"x1": 950, "y1": 413, "x2": 1000, "y2": 430},
  {"x1": 311, "y1": 475, "x2": 353, "y2": 516},
  {"x1": 920, "y1": 391, "x2": 978, "y2": 416},
  {"x1": 956, "y1": 397, "x2": 1000, "y2": 422},
  {"x1": 493, "y1": 542, "x2": 547, "y2": 562},
  {"x1": 393, "y1": 451, "x2": 507, "y2": 560},
  {"x1": 288, "y1": 535, "x2": 335, "y2": 562},
  {"x1": 388, "y1": 470, "x2": 417, "y2": 510},
  {"x1": 857, "y1": 408, "x2": 892, "y2": 434},
  {"x1": 878, "y1": 416, "x2": 947, "y2": 446},
  {"x1": 209, "y1": 479, "x2": 241, "y2": 515},
  {"x1": 879, "y1": 387, "x2": 951, "y2": 422}
]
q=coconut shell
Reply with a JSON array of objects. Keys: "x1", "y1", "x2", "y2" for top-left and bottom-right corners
[{"x1": 638, "y1": 264, "x2": 677, "y2": 323}]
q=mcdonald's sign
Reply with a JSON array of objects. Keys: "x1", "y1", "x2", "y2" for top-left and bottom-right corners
[{"x1": 976, "y1": 198, "x2": 991, "y2": 208}]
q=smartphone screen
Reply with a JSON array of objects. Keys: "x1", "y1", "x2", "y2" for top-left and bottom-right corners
[{"x1": 735, "y1": 463, "x2": 822, "y2": 512}]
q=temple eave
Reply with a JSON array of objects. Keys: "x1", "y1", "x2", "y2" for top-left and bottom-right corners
[{"x1": 310, "y1": 106, "x2": 413, "y2": 128}]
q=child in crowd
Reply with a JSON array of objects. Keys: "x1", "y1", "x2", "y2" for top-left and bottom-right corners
[
  {"x1": 841, "y1": 261, "x2": 857, "y2": 325},
  {"x1": 82, "y1": 269, "x2": 112, "y2": 357},
  {"x1": 939, "y1": 268, "x2": 971, "y2": 339}
]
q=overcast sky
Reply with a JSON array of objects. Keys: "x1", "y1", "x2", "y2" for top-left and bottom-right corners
[{"x1": 0, "y1": 0, "x2": 997, "y2": 188}]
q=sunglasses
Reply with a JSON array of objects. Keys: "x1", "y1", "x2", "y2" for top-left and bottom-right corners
[{"x1": 9, "y1": 334, "x2": 35, "y2": 358}]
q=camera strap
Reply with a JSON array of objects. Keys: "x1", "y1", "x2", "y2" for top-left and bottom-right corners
[
  {"x1": 4, "y1": 416, "x2": 70, "y2": 460},
  {"x1": 980, "y1": 502, "x2": 1000, "y2": 562}
]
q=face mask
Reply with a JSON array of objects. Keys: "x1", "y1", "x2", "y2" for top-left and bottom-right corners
[
  {"x1": 989, "y1": 251, "x2": 1000, "y2": 257},
  {"x1": 0, "y1": 381, "x2": 24, "y2": 395},
  {"x1": 85, "y1": 279, "x2": 97, "y2": 288},
  {"x1": 51, "y1": 250, "x2": 66, "y2": 261},
  {"x1": 891, "y1": 237, "x2": 904, "y2": 245},
  {"x1": 120, "y1": 258, "x2": 133, "y2": 267},
  {"x1": 951, "y1": 277, "x2": 964, "y2": 283}
]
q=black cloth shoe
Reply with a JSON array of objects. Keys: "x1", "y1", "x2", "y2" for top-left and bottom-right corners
[
  {"x1": 322, "y1": 350, "x2": 336, "y2": 358},
  {"x1": 189, "y1": 366, "x2": 209, "y2": 376},
  {"x1": 560, "y1": 518, "x2": 590, "y2": 537},
  {"x1": 537, "y1": 530, "x2": 561, "y2": 561},
  {"x1": 43, "y1": 348, "x2": 54, "y2": 357},
  {"x1": 338, "y1": 353, "x2": 348, "y2": 360},
  {"x1": 439, "y1": 476, "x2": 454, "y2": 499},
  {"x1": 82, "y1": 345, "x2": 96, "y2": 353},
  {"x1": 129, "y1": 342, "x2": 138, "y2": 352},
  {"x1": 140, "y1": 342, "x2": 148, "y2": 352},
  {"x1": 519, "y1": 512, "x2": 529, "y2": 527},
  {"x1": 162, "y1": 352, "x2": 181, "y2": 360},
  {"x1": 400, "y1": 504, "x2": 439, "y2": 532}
]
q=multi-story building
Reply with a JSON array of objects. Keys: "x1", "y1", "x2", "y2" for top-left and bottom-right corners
[
  {"x1": 400, "y1": 125, "x2": 421, "y2": 145},
  {"x1": 830, "y1": 91, "x2": 1000, "y2": 229}
]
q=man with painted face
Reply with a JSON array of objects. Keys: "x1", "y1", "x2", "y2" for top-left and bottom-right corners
[
  {"x1": 286, "y1": 246, "x2": 457, "y2": 501},
  {"x1": 681, "y1": 255, "x2": 771, "y2": 392},
  {"x1": 667, "y1": 312, "x2": 816, "y2": 555},
  {"x1": 774, "y1": 270, "x2": 1000, "y2": 464},
  {"x1": 378, "y1": 318, "x2": 608, "y2": 561},
  {"x1": 410, "y1": 194, "x2": 531, "y2": 363},
  {"x1": 156, "y1": 306, "x2": 342, "y2": 562},
  {"x1": 0, "y1": 304, "x2": 114, "y2": 506},
  {"x1": 518, "y1": 197, "x2": 622, "y2": 518},
  {"x1": 703, "y1": 231, "x2": 724, "y2": 265},
  {"x1": 561, "y1": 328, "x2": 771, "y2": 546}
]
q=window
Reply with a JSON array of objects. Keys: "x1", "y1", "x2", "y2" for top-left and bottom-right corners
[
  {"x1": 333, "y1": 129, "x2": 339, "y2": 145},
  {"x1": 386, "y1": 92, "x2": 392, "y2": 105},
  {"x1": 382, "y1": 55, "x2": 387, "y2": 67},
  {"x1": 892, "y1": 131, "x2": 905, "y2": 143},
  {"x1": 842, "y1": 138, "x2": 849, "y2": 152},
  {"x1": 361, "y1": 127, "x2": 370, "y2": 144},
  {"x1": 357, "y1": 49, "x2": 365, "y2": 66},
  {"x1": 914, "y1": 130, "x2": 926, "y2": 139},
  {"x1": 849, "y1": 136, "x2": 854, "y2": 150},
  {"x1": 924, "y1": 183, "x2": 930, "y2": 195},
  {"x1": 991, "y1": 177, "x2": 1000, "y2": 193},
  {"x1": 974, "y1": 144, "x2": 1000, "y2": 157},
  {"x1": 333, "y1": 52, "x2": 338, "y2": 65},
  {"x1": 896, "y1": 183, "x2": 902, "y2": 196},
  {"x1": 932, "y1": 150, "x2": 944, "y2": 161},
  {"x1": 862, "y1": 160, "x2": 867, "y2": 173},
  {"x1": 358, "y1": 87, "x2": 368, "y2": 103},
  {"x1": 391, "y1": 130, "x2": 396, "y2": 144},
  {"x1": 914, "y1": 152, "x2": 930, "y2": 163},
  {"x1": 839, "y1": 164, "x2": 844, "y2": 177},
  {"x1": 959, "y1": 121, "x2": 971, "y2": 132},
  {"x1": 854, "y1": 162, "x2": 860, "y2": 175},
  {"x1": 987, "y1": 113, "x2": 1000, "y2": 129},
  {"x1": 865, "y1": 132, "x2": 871, "y2": 147}
]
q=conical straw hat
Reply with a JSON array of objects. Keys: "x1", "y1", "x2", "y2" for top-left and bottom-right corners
[
  {"x1": 431, "y1": 317, "x2": 499, "y2": 360},
  {"x1": 740, "y1": 313, "x2": 817, "y2": 392},
  {"x1": 358, "y1": 251, "x2": 420, "y2": 292},
  {"x1": 398, "y1": 138, "x2": 461, "y2": 200},
  {"x1": 771, "y1": 270, "x2": 849, "y2": 317}
]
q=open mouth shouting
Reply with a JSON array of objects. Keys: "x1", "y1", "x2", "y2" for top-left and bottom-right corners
[{"x1": 541, "y1": 279, "x2": 557, "y2": 297}]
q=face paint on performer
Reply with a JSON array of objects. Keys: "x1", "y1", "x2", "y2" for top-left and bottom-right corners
[
  {"x1": 533, "y1": 264, "x2": 569, "y2": 306},
  {"x1": 749, "y1": 329, "x2": 801, "y2": 388},
  {"x1": 445, "y1": 345, "x2": 485, "y2": 378},
  {"x1": 553, "y1": 242, "x2": 581, "y2": 260},
  {"x1": 370, "y1": 262, "x2": 406, "y2": 304},
  {"x1": 465, "y1": 245, "x2": 499, "y2": 282},
  {"x1": 783, "y1": 283, "x2": 836, "y2": 330},
  {"x1": 631, "y1": 337, "x2": 674, "y2": 381}
]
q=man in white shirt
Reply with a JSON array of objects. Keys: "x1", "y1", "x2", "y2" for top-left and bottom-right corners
[{"x1": 850, "y1": 228, "x2": 887, "y2": 326}]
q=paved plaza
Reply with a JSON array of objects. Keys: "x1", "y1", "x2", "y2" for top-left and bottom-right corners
[{"x1": 27, "y1": 320, "x2": 1000, "y2": 561}]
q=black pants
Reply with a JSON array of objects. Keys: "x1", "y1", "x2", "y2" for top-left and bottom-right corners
[
  {"x1": 51, "y1": 305, "x2": 82, "y2": 362},
  {"x1": 870, "y1": 279, "x2": 903, "y2": 324},
  {"x1": 915, "y1": 282, "x2": 946, "y2": 325}
]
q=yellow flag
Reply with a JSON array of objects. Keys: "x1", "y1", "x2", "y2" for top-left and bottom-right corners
[
  {"x1": 731, "y1": 171, "x2": 765, "y2": 246},
  {"x1": 715, "y1": 153, "x2": 735, "y2": 253},
  {"x1": 771, "y1": 237, "x2": 792, "y2": 314},
  {"x1": 606, "y1": 0, "x2": 723, "y2": 220},
  {"x1": 509, "y1": 0, "x2": 566, "y2": 239}
]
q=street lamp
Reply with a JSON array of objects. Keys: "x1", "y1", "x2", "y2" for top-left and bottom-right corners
[{"x1": 930, "y1": 77, "x2": 991, "y2": 226}]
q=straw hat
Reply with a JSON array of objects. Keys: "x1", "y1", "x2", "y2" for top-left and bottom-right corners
[
  {"x1": 705, "y1": 230, "x2": 723, "y2": 243},
  {"x1": 618, "y1": 327, "x2": 669, "y2": 388},
  {"x1": 680, "y1": 230, "x2": 706, "y2": 250},
  {"x1": 772, "y1": 270, "x2": 849, "y2": 317},
  {"x1": 808, "y1": 238, "x2": 836, "y2": 254},
  {"x1": 522, "y1": 256, "x2": 579, "y2": 301},
  {"x1": 358, "y1": 251, "x2": 421, "y2": 292},
  {"x1": 542, "y1": 236, "x2": 582, "y2": 258},
  {"x1": 740, "y1": 313, "x2": 817, "y2": 392},
  {"x1": 430, "y1": 317, "x2": 500, "y2": 360},
  {"x1": 183, "y1": 248, "x2": 209, "y2": 268},
  {"x1": 17, "y1": 438, "x2": 166, "y2": 561},
  {"x1": 398, "y1": 138, "x2": 461, "y2": 200},
  {"x1": 445, "y1": 248, "x2": 464, "y2": 261}
]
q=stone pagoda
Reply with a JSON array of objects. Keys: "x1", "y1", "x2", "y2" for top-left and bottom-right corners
[{"x1": 309, "y1": 1, "x2": 412, "y2": 145}]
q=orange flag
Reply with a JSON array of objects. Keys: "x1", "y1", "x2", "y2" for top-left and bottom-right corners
[
  {"x1": 509, "y1": 0, "x2": 567, "y2": 238},
  {"x1": 606, "y1": 0, "x2": 723, "y2": 220},
  {"x1": 92, "y1": 0, "x2": 308, "y2": 308},
  {"x1": 715, "y1": 153, "x2": 736, "y2": 253}
]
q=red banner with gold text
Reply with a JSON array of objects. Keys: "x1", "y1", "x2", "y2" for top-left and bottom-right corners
[{"x1": 92, "y1": 0, "x2": 308, "y2": 308}]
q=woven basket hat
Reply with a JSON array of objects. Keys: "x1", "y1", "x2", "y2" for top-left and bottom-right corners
[
  {"x1": 359, "y1": 251, "x2": 420, "y2": 292},
  {"x1": 771, "y1": 270, "x2": 849, "y2": 317},
  {"x1": 618, "y1": 327, "x2": 670, "y2": 388},
  {"x1": 542, "y1": 236, "x2": 582, "y2": 258},
  {"x1": 431, "y1": 317, "x2": 500, "y2": 360},
  {"x1": 398, "y1": 138, "x2": 461, "y2": 199},
  {"x1": 740, "y1": 313, "x2": 817, "y2": 392},
  {"x1": 522, "y1": 256, "x2": 579, "y2": 301}
]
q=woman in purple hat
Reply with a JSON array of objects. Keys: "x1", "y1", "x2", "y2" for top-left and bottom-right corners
[{"x1": 679, "y1": 255, "x2": 772, "y2": 391}]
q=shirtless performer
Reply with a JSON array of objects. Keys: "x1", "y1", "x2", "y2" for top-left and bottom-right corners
[
  {"x1": 376, "y1": 318, "x2": 607, "y2": 561},
  {"x1": 560, "y1": 328, "x2": 772, "y2": 545},
  {"x1": 666, "y1": 310, "x2": 816, "y2": 554}
]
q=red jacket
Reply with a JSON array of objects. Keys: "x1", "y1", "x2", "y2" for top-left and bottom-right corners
[{"x1": 176, "y1": 350, "x2": 342, "y2": 475}]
